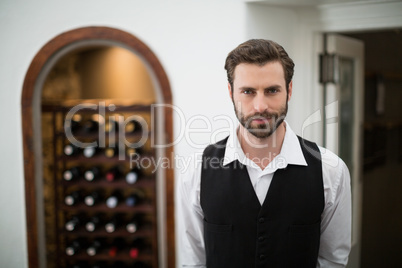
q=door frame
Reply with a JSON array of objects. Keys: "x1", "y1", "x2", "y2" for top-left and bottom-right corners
[
  {"x1": 295, "y1": 1, "x2": 402, "y2": 267},
  {"x1": 21, "y1": 26, "x2": 175, "y2": 268},
  {"x1": 308, "y1": 3, "x2": 402, "y2": 267},
  {"x1": 320, "y1": 33, "x2": 365, "y2": 268}
]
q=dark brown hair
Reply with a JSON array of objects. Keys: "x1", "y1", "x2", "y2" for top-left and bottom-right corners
[{"x1": 224, "y1": 39, "x2": 294, "y2": 91}]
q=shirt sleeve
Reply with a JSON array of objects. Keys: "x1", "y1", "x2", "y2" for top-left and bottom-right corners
[
  {"x1": 177, "y1": 154, "x2": 207, "y2": 267},
  {"x1": 317, "y1": 148, "x2": 352, "y2": 267}
]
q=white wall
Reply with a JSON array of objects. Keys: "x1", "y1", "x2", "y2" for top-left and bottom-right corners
[{"x1": 245, "y1": 4, "x2": 313, "y2": 137}]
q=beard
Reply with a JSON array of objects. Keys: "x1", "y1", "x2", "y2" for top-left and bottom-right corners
[{"x1": 234, "y1": 100, "x2": 288, "y2": 139}]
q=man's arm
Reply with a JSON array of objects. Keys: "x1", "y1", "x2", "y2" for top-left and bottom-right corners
[
  {"x1": 177, "y1": 157, "x2": 207, "y2": 267},
  {"x1": 318, "y1": 149, "x2": 352, "y2": 267}
]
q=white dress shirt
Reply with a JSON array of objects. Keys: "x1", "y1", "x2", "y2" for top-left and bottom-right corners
[{"x1": 178, "y1": 122, "x2": 351, "y2": 267}]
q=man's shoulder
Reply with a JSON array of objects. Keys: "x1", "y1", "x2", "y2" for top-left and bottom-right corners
[
  {"x1": 317, "y1": 145, "x2": 349, "y2": 175},
  {"x1": 202, "y1": 136, "x2": 229, "y2": 156},
  {"x1": 296, "y1": 135, "x2": 322, "y2": 162},
  {"x1": 296, "y1": 135, "x2": 348, "y2": 173}
]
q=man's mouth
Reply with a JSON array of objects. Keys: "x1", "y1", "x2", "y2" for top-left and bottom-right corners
[{"x1": 251, "y1": 117, "x2": 272, "y2": 124}]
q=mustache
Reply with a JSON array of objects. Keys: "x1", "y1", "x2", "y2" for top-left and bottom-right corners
[{"x1": 243, "y1": 111, "x2": 278, "y2": 121}]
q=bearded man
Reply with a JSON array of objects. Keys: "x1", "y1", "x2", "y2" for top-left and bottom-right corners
[{"x1": 178, "y1": 39, "x2": 351, "y2": 268}]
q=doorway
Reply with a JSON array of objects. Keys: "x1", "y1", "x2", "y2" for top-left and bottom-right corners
[
  {"x1": 344, "y1": 29, "x2": 402, "y2": 268},
  {"x1": 334, "y1": 29, "x2": 402, "y2": 267}
]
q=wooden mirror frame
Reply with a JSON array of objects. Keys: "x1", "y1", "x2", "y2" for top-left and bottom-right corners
[{"x1": 21, "y1": 26, "x2": 175, "y2": 268}]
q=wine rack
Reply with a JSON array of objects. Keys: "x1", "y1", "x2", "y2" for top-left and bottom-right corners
[{"x1": 42, "y1": 101, "x2": 158, "y2": 268}]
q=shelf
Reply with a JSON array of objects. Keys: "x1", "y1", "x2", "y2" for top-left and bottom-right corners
[
  {"x1": 64, "y1": 249, "x2": 154, "y2": 262},
  {"x1": 365, "y1": 71, "x2": 402, "y2": 82},
  {"x1": 62, "y1": 226, "x2": 154, "y2": 238},
  {"x1": 59, "y1": 130, "x2": 151, "y2": 140},
  {"x1": 59, "y1": 153, "x2": 155, "y2": 164},
  {"x1": 62, "y1": 203, "x2": 154, "y2": 213},
  {"x1": 364, "y1": 121, "x2": 402, "y2": 130},
  {"x1": 61, "y1": 177, "x2": 155, "y2": 189},
  {"x1": 42, "y1": 101, "x2": 154, "y2": 113},
  {"x1": 44, "y1": 100, "x2": 159, "y2": 268}
]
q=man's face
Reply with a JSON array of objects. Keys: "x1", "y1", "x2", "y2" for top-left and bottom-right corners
[{"x1": 229, "y1": 61, "x2": 292, "y2": 139}]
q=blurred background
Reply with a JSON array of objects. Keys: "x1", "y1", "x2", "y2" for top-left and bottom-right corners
[{"x1": 0, "y1": 0, "x2": 401, "y2": 267}]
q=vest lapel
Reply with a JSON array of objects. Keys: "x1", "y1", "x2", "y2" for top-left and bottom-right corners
[{"x1": 236, "y1": 161, "x2": 262, "y2": 209}]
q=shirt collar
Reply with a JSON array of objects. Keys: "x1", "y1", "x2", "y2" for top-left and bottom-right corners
[{"x1": 223, "y1": 121, "x2": 307, "y2": 169}]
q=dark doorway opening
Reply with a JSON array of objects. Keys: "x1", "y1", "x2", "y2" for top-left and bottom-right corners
[{"x1": 344, "y1": 29, "x2": 402, "y2": 268}]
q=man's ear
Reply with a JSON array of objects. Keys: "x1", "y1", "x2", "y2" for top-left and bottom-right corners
[
  {"x1": 228, "y1": 82, "x2": 233, "y2": 100},
  {"x1": 287, "y1": 80, "x2": 293, "y2": 101}
]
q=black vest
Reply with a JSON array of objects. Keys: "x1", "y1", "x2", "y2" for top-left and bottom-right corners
[{"x1": 200, "y1": 136, "x2": 324, "y2": 268}]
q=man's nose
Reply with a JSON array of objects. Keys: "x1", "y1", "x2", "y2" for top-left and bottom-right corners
[{"x1": 253, "y1": 93, "x2": 268, "y2": 112}]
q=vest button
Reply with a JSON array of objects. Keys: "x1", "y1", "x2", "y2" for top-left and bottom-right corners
[
  {"x1": 258, "y1": 217, "x2": 265, "y2": 223},
  {"x1": 259, "y1": 254, "x2": 266, "y2": 259},
  {"x1": 258, "y1": 236, "x2": 264, "y2": 242}
]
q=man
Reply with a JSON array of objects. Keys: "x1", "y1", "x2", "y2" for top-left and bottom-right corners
[{"x1": 178, "y1": 39, "x2": 351, "y2": 267}]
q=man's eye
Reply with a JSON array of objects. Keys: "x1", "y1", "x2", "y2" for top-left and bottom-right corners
[
  {"x1": 242, "y1": 90, "x2": 253, "y2": 94},
  {"x1": 267, "y1": 88, "x2": 279, "y2": 94}
]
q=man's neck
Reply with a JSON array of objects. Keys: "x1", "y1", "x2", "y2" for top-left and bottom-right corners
[{"x1": 238, "y1": 122, "x2": 286, "y2": 170}]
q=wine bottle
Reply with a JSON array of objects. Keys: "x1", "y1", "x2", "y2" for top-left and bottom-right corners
[
  {"x1": 63, "y1": 166, "x2": 81, "y2": 181},
  {"x1": 105, "y1": 166, "x2": 123, "y2": 182},
  {"x1": 84, "y1": 190, "x2": 104, "y2": 207},
  {"x1": 65, "y1": 214, "x2": 84, "y2": 231},
  {"x1": 86, "y1": 239, "x2": 104, "y2": 256},
  {"x1": 82, "y1": 115, "x2": 102, "y2": 133},
  {"x1": 125, "y1": 119, "x2": 143, "y2": 134},
  {"x1": 125, "y1": 193, "x2": 141, "y2": 207},
  {"x1": 126, "y1": 147, "x2": 142, "y2": 158},
  {"x1": 67, "y1": 261, "x2": 89, "y2": 268},
  {"x1": 85, "y1": 214, "x2": 104, "y2": 232},
  {"x1": 112, "y1": 262, "x2": 127, "y2": 268},
  {"x1": 129, "y1": 238, "x2": 145, "y2": 259},
  {"x1": 125, "y1": 167, "x2": 142, "y2": 184},
  {"x1": 106, "y1": 190, "x2": 123, "y2": 208},
  {"x1": 106, "y1": 116, "x2": 120, "y2": 133},
  {"x1": 126, "y1": 214, "x2": 143, "y2": 233},
  {"x1": 66, "y1": 238, "x2": 85, "y2": 256},
  {"x1": 69, "y1": 114, "x2": 82, "y2": 133},
  {"x1": 132, "y1": 262, "x2": 150, "y2": 268},
  {"x1": 84, "y1": 166, "x2": 101, "y2": 182},
  {"x1": 83, "y1": 145, "x2": 99, "y2": 158},
  {"x1": 105, "y1": 214, "x2": 122, "y2": 233},
  {"x1": 108, "y1": 237, "x2": 126, "y2": 257},
  {"x1": 64, "y1": 143, "x2": 81, "y2": 156},
  {"x1": 90, "y1": 261, "x2": 107, "y2": 268},
  {"x1": 104, "y1": 145, "x2": 117, "y2": 158},
  {"x1": 64, "y1": 190, "x2": 83, "y2": 206}
]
